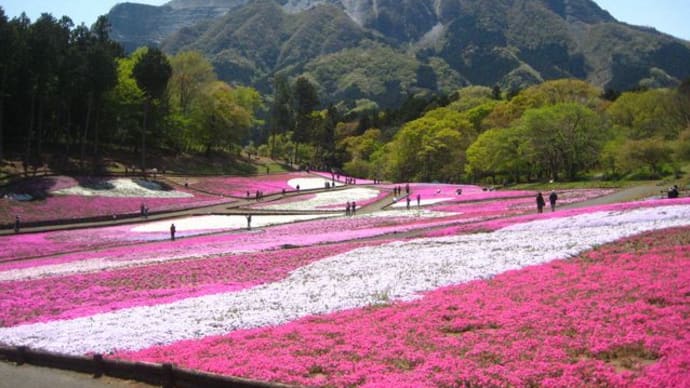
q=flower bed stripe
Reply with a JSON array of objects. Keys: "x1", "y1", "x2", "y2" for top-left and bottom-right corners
[
  {"x1": 1, "y1": 205, "x2": 689, "y2": 355},
  {"x1": 113, "y1": 226, "x2": 690, "y2": 387},
  {"x1": 0, "y1": 242, "x2": 373, "y2": 327}
]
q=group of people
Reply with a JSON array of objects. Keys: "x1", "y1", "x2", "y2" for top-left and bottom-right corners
[
  {"x1": 246, "y1": 190, "x2": 266, "y2": 201},
  {"x1": 345, "y1": 201, "x2": 357, "y2": 216},
  {"x1": 392, "y1": 184, "x2": 409, "y2": 197},
  {"x1": 536, "y1": 190, "x2": 558, "y2": 213}
]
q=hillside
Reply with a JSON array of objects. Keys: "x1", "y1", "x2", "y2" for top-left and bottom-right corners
[{"x1": 108, "y1": 0, "x2": 690, "y2": 106}]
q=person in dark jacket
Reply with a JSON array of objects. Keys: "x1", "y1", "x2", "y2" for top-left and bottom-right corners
[
  {"x1": 549, "y1": 190, "x2": 558, "y2": 212},
  {"x1": 14, "y1": 215, "x2": 20, "y2": 233},
  {"x1": 170, "y1": 223, "x2": 176, "y2": 241},
  {"x1": 536, "y1": 192, "x2": 546, "y2": 214}
]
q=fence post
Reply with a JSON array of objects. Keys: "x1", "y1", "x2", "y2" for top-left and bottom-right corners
[
  {"x1": 16, "y1": 346, "x2": 27, "y2": 365},
  {"x1": 93, "y1": 354, "x2": 104, "y2": 378},
  {"x1": 162, "y1": 363, "x2": 174, "y2": 388}
]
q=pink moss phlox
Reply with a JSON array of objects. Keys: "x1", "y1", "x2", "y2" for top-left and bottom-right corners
[
  {"x1": 0, "y1": 242, "x2": 373, "y2": 327},
  {"x1": 112, "y1": 226, "x2": 690, "y2": 387}
]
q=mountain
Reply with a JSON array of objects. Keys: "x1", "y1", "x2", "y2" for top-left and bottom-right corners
[{"x1": 108, "y1": 0, "x2": 690, "y2": 107}]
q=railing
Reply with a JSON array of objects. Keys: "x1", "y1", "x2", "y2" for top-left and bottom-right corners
[{"x1": 0, "y1": 345, "x2": 294, "y2": 388}]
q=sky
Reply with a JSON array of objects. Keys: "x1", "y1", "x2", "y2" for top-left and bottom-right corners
[{"x1": 1, "y1": 0, "x2": 689, "y2": 41}]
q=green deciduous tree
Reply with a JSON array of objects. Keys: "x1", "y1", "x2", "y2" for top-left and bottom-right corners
[
  {"x1": 188, "y1": 82, "x2": 261, "y2": 154},
  {"x1": 168, "y1": 51, "x2": 216, "y2": 115},
  {"x1": 465, "y1": 126, "x2": 532, "y2": 184},
  {"x1": 386, "y1": 108, "x2": 475, "y2": 182},
  {"x1": 520, "y1": 103, "x2": 606, "y2": 181},
  {"x1": 616, "y1": 138, "x2": 673, "y2": 178},
  {"x1": 607, "y1": 89, "x2": 684, "y2": 140}
]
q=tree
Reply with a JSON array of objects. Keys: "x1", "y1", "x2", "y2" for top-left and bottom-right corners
[
  {"x1": 292, "y1": 76, "x2": 319, "y2": 165},
  {"x1": 188, "y1": 82, "x2": 260, "y2": 154},
  {"x1": 104, "y1": 48, "x2": 146, "y2": 154},
  {"x1": 269, "y1": 74, "x2": 293, "y2": 158},
  {"x1": 607, "y1": 89, "x2": 684, "y2": 140},
  {"x1": 674, "y1": 128, "x2": 690, "y2": 163},
  {"x1": 484, "y1": 79, "x2": 603, "y2": 129},
  {"x1": 169, "y1": 51, "x2": 216, "y2": 115},
  {"x1": 466, "y1": 126, "x2": 531, "y2": 183},
  {"x1": 132, "y1": 47, "x2": 172, "y2": 172},
  {"x1": 521, "y1": 103, "x2": 606, "y2": 181},
  {"x1": 0, "y1": 8, "x2": 12, "y2": 161},
  {"x1": 616, "y1": 138, "x2": 673, "y2": 178},
  {"x1": 386, "y1": 107, "x2": 475, "y2": 182},
  {"x1": 24, "y1": 14, "x2": 72, "y2": 166},
  {"x1": 313, "y1": 104, "x2": 338, "y2": 168},
  {"x1": 80, "y1": 17, "x2": 119, "y2": 168}
]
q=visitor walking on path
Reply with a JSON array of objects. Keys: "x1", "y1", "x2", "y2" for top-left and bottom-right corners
[
  {"x1": 246, "y1": 214, "x2": 252, "y2": 230},
  {"x1": 417, "y1": 194, "x2": 421, "y2": 208},
  {"x1": 170, "y1": 223, "x2": 176, "y2": 241},
  {"x1": 406, "y1": 196, "x2": 411, "y2": 210},
  {"x1": 536, "y1": 192, "x2": 546, "y2": 214},
  {"x1": 352, "y1": 201, "x2": 357, "y2": 215},
  {"x1": 549, "y1": 190, "x2": 558, "y2": 212},
  {"x1": 346, "y1": 201, "x2": 351, "y2": 216},
  {"x1": 14, "y1": 216, "x2": 20, "y2": 233}
]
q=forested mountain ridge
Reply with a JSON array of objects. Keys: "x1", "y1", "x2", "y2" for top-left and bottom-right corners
[{"x1": 109, "y1": 0, "x2": 690, "y2": 107}]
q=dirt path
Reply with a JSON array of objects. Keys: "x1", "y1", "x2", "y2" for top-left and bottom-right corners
[
  {"x1": 0, "y1": 362, "x2": 152, "y2": 388},
  {"x1": 561, "y1": 183, "x2": 666, "y2": 209}
]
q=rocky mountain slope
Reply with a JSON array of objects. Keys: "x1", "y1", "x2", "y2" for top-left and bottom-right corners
[{"x1": 108, "y1": 0, "x2": 690, "y2": 106}]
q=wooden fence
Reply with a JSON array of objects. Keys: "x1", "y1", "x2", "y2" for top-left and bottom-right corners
[{"x1": 0, "y1": 345, "x2": 294, "y2": 388}]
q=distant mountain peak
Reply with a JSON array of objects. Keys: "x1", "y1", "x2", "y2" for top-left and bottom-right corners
[
  {"x1": 108, "y1": 0, "x2": 690, "y2": 106},
  {"x1": 164, "y1": 0, "x2": 249, "y2": 10}
]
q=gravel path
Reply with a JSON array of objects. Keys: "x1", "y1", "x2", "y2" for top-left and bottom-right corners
[
  {"x1": 561, "y1": 183, "x2": 666, "y2": 209},
  {"x1": 0, "y1": 362, "x2": 151, "y2": 388}
]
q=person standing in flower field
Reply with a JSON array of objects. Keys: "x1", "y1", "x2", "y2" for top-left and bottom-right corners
[
  {"x1": 170, "y1": 223, "x2": 176, "y2": 241},
  {"x1": 536, "y1": 192, "x2": 546, "y2": 213},
  {"x1": 14, "y1": 215, "x2": 20, "y2": 233},
  {"x1": 549, "y1": 190, "x2": 558, "y2": 212}
]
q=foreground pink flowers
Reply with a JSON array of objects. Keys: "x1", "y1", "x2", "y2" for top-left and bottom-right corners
[
  {"x1": 114, "y1": 226, "x2": 690, "y2": 387},
  {"x1": 2, "y1": 178, "x2": 689, "y2": 387}
]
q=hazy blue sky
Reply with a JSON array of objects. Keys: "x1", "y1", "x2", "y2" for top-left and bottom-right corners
[{"x1": 1, "y1": 0, "x2": 689, "y2": 41}]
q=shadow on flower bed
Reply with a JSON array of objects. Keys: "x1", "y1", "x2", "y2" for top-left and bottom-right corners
[
  {"x1": 132, "y1": 179, "x2": 174, "y2": 192},
  {"x1": 76, "y1": 177, "x2": 115, "y2": 191},
  {"x1": 0, "y1": 176, "x2": 60, "y2": 201}
]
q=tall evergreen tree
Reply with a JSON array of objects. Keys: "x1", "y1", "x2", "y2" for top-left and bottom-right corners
[
  {"x1": 292, "y1": 76, "x2": 318, "y2": 145},
  {"x1": 269, "y1": 74, "x2": 293, "y2": 158},
  {"x1": 132, "y1": 47, "x2": 172, "y2": 172}
]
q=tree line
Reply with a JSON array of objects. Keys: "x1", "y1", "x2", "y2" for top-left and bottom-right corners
[
  {"x1": 2, "y1": 7, "x2": 689, "y2": 183},
  {"x1": 299, "y1": 80, "x2": 690, "y2": 184},
  {"x1": 0, "y1": 9, "x2": 261, "y2": 174}
]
